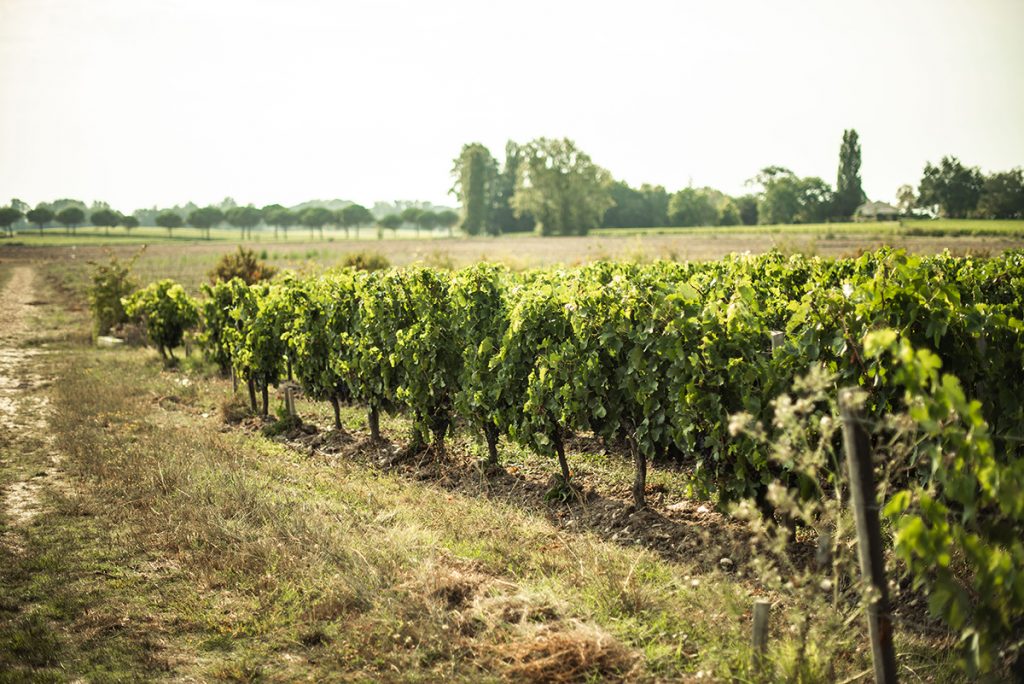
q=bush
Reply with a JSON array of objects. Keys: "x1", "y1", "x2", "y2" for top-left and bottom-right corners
[
  {"x1": 341, "y1": 250, "x2": 390, "y2": 271},
  {"x1": 209, "y1": 247, "x2": 278, "y2": 284},
  {"x1": 122, "y1": 280, "x2": 199, "y2": 361},
  {"x1": 86, "y1": 251, "x2": 140, "y2": 337}
]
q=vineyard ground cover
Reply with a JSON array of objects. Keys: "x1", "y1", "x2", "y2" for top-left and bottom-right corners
[{"x1": 0, "y1": 258, "x2": 968, "y2": 681}]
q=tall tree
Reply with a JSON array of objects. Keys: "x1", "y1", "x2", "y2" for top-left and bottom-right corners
[
  {"x1": 834, "y1": 129, "x2": 866, "y2": 218},
  {"x1": 90, "y1": 208, "x2": 122, "y2": 236},
  {"x1": 511, "y1": 137, "x2": 613, "y2": 236},
  {"x1": 225, "y1": 205, "x2": 262, "y2": 239},
  {"x1": 189, "y1": 206, "x2": 225, "y2": 240},
  {"x1": 0, "y1": 206, "x2": 22, "y2": 237},
  {"x1": 918, "y1": 156, "x2": 983, "y2": 218},
  {"x1": 490, "y1": 140, "x2": 534, "y2": 234},
  {"x1": 155, "y1": 211, "x2": 184, "y2": 238},
  {"x1": 56, "y1": 207, "x2": 85, "y2": 234},
  {"x1": 26, "y1": 206, "x2": 54, "y2": 235},
  {"x1": 451, "y1": 143, "x2": 497, "y2": 236}
]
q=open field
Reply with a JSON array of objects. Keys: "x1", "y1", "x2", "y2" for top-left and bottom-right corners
[
  {"x1": 4, "y1": 218, "x2": 1024, "y2": 248},
  {"x1": 5, "y1": 229, "x2": 1024, "y2": 301}
]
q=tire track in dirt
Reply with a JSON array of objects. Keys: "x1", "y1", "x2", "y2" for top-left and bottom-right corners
[{"x1": 0, "y1": 266, "x2": 61, "y2": 547}]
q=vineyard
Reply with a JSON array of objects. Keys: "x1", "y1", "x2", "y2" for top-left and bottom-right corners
[{"x1": 119, "y1": 247, "x2": 1024, "y2": 677}]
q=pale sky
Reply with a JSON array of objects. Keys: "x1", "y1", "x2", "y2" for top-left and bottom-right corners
[{"x1": 1, "y1": 0, "x2": 1022, "y2": 211}]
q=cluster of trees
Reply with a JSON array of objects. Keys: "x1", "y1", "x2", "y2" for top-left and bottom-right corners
[
  {"x1": 0, "y1": 198, "x2": 461, "y2": 240},
  {"x1": 450, "y1": 130, "x2": 869, "y2": 235},
  {"x1": 896, "y1": 157, "x2": 1024, "y2": 219}
]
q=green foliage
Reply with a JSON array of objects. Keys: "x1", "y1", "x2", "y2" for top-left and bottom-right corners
[
  {"x1": 834, "y1": 128, "x2": 866, "y2": 218},
  {"x1": 122, "y1": 279, "x2": 198, "y2": 359},
  {"x1": 86, "y1": 252, "x2": 139, "y2": 337},
  {"x1": 667, "y1": 187, "x2": 719, "y2": 227},
  {"x1": 188, "y1": 206, "x2": 225, "y2": 239},
  {"x1": 90, "y1": 208, "x2": 121, "y2": 229},
  {"x1": 26, "y1": 206, "x2": 54, "y2": 234},
  {"x1": 225, "y1": 205, "x2": 263, "y2": 239},
  {"x1": 209, "y1": 246, "x2": 278, "y2": 285},
  {"x1": 451, "y1": 143, "x2": 498, "y2": 236},
  {"x1": 298, "y1": 206, "x2": 333, "y2": 239},
  {"x1": 977, "y1": 168, "x2": 1024, "y2": 219},
  {"x1": 512, "y1": 137, "x2": 613, "y2": 236},
  {"x1": 341, "y1": 251, "x2": 390, "y2": 271},
  {"x1": 867, "y1": 331, "x2": 1024, "y2": 675},
  {"x1": 197, "y1": 278, "x2": 242, "y2": 374},
  {"x1": 0, "y1": 206, "x2": 22, "y2": 236},
  {"x1": 55, "y1": 206, "x2": 85, "y2": 233},
  {"x1": 919, "y1": 156, "x2": 984, "y2": 218}
]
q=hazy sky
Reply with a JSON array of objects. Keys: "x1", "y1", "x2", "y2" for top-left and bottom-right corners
[{"x1": 1, "y1": 0, "x2": 1022, "y2": 211}]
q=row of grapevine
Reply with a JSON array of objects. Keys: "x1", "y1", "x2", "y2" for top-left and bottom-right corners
[{"x1": 122, "y1": 248, "x2": 1024, "y2": 672}]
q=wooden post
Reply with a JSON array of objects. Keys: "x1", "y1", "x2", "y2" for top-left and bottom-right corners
[
  {"x1": 769, "y1": 330, "x2": 785, "y2": 352},
  {"x1": 839, "y1": 388, "x2": 899, "y2": 684},
  {"x1": 751, "y1": 599, "x2": 770, "y2": 676},
  {"x1": 285, "y1": 385, "x2": 295, "y2": 418}
]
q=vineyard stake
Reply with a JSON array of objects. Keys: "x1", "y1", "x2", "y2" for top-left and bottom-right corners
[
  {"x1": 751, "y1": 599, "x2": 770, "y2": 676},
  {"x1": 839, "y1": 388, "x2": 898, "y2": 684}
]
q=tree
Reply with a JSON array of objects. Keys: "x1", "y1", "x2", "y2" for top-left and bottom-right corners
[
  {"x1": 491, "y1": 140, "x2": 535, "y2": 233},
  {"x1": 338, "y1": 203, "x2": 373, "y2": 239},
  {"x1": 751, "y1": 167, "x2": 803, "y2": 225},
  {"x1": 896, "y1": 184, "x2": 917, "y2": 216},
  {"x1": 378, "y1": 213, "x2": 402, "y2": 239},
  {"x1": 155, "y1": 211, "x2": 184, "y2": 238},
  {"x1": 298, "y1": 206, "x2": 332, "y2": 240},
  {"x1": 667, "y1": 187, "x2": 719, "y2": 227},
  {"x1": 26, "y1": 206, "x2": 54, "y2": 235},
  {"x1": 90, "y1": 208, "x2": 121, "y2": 236},
  {"x1": 262, "y1": 205, "x2": 295, "y2": 240},
  {"x1": 188, "y1": 206, "x2": 225, "y2": 240},
  {"x1": 736, "y1": 194, "x2": 759, "y2": 225},
  {"x1": 511, "y1": 137, "x2": 613, "y2": 236},
  {"x1": 918, "y1": 156, "x2": 983, "y2": 218},
  {"x1": 56, "y1": 207, "x2": 85, "y2": 234},
  {"x1": 121, "y1": 214, "x2": 140, "y2": 233},
  {"x1": 977, "y1": 169, "x2": 1024, "y2": 219},
  {"x1": 719, "y1": 200, "x2": 741, "y2": 226},
  {"x1": 834, "y1": 129, "x2": 866, "y2": 218},
  {"x1": 401, "y1": 207, "x2": 424, "y2": 237},
  {"x1": 451, "y1": 143, "x2": 497, "y2": 236},
  {"x1": 795, "y1": 177, "x2": 834, "y2": 223},
  {"x1": 0, "y1": 206, "x2": 22, "y2": 237},
  {"x1": 225, "y1": 205, "x2": 262, "y2": 240},
  {"x1": 435, "y1": 209, "x2": 459, "y2": 237},
  {"x1": 418, "y1": 210, "x2": 438, "y2": 236}
]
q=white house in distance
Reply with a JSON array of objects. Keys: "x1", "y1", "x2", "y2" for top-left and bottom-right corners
[{"x1": 854, "y1": 200, "x2": 900, "y2": 221}]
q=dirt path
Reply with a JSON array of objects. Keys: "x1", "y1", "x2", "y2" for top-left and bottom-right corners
[{"x1": 0, "y1": 265, "x2": 60, "y2": 542}]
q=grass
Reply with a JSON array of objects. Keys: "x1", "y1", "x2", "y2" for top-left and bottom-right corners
[{"x1": 0, "y1": 267, "x2": 969, "y2": 681}]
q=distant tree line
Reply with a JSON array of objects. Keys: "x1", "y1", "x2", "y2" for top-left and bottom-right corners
[
  {"x1": 447, "y1": 129, "x2": 1024, "y2": 236},
  {"x1": 0, "y1": 197, "x2": 460, "y2": 241},
  {"x1": 2, "y1": 131, "x2": 1021, "y2": 239}
]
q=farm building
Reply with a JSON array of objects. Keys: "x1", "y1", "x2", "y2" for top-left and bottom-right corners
[{"x1": 854, "y1": 200, "x2": 900, "y2": 221}]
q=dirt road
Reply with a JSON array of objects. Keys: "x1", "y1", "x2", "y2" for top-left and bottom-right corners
[{"x1": 0, "y1": 266, "x2": 59, "y2": 542}]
